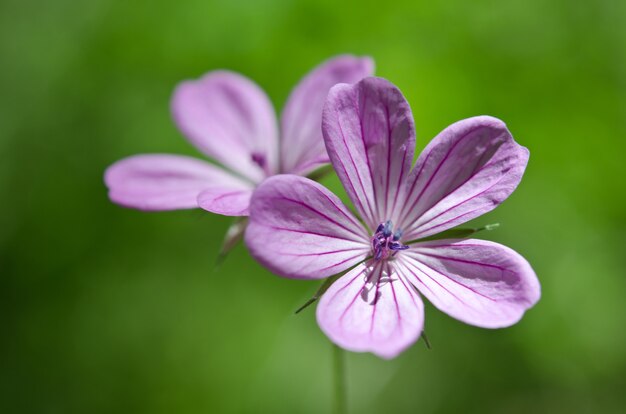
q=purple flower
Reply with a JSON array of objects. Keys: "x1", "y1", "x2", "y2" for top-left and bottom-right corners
[
  {"x1": 104, "y1": 55, "x2": 374, "y2": 215},
  {"x1": 246, "y1": 77, "x2": 540, "y2": 359}
]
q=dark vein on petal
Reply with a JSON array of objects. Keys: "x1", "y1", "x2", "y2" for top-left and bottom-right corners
[
  {"x1": 384, "y1": 102, "x2": 392, "y2": 220},
  {"x1": 267, "y1": 226, "x2": 359, "y2": 241},
  {"x1": 390, "y1": 149, "x2": 407, "y2": 221},
  {"x1": 403, "y1": 157, "x2": 508, "y2": 236},
  {"x1": 335, "y1": 106, "x2": 376, "y2": 222},
  {"x1": 330, "y1": 145, "x2": 369, "y2": 220},
  {"x1": 277, "y1": 246, "x2": 366, "y2": 257},
  {"x1": 406, "y1": 207, "x2": 483, "y2": 241},
  {"x1": 328, "y1": 266, "x2": 367, "y2": 304},
  {"x1": 318, "y1": 253, "x2": 367, "y2": 272},
  {"x1": 312, "y1": 185, "x2": 366, "y2": 235},
  {"x1": 369, "y1": 264, "x2": 382, "y2": 335},
  {"x1": 273, "y1": 196, "x2": 364, "y2": 239},
  {"x1": 388, "y1": 262, "x2": 404, "y2": 334},
  {"x1": 410, "y1": 257, "x2": 497, "y2": 302},
  {"x1": 398, "y1": 128, "x2": 477, "y2": 227},
  {"x1": 209, "y1": 190, "x2": 245, "y2": 203},
  {"x1": 413, "y1": 251, "x2": 509, "y2": 272},
  {"x1": 353, "y1": 90, "x2": 379, "y2": 225},
  {"x1": 402, "y1": 258, "x2": 469, "y2": 305}
]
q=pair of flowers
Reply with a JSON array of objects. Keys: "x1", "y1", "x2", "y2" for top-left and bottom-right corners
[{"x1": 106, "y1": 56, "x2": 540, "y2": 358}]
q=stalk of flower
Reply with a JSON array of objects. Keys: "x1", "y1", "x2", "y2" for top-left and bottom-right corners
[
  {"x1": 104, "y1": 55, "x2": 374, "y2": 255},
  {"x1": 246, "y1": 77, "x2": 540, "y2": 359}
]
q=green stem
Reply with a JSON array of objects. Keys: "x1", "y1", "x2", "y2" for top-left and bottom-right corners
[{"x1": 333, "y1": 344, "x2": 347, "y2": 414}]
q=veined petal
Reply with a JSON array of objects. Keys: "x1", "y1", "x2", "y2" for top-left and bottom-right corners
[
  {"x1": 398, "y1": 239, "x2": 540, "y2": 328},
  {"x1": 397, "y1": 116, "x2": 529, "y2": 240},
  {"x1": 280, "y1": 55, "x2": 374, "y2": 175},
  {"x1": 197, "y1": 187, "x2": 253, "y2": 216},
  {"x1": 317, "y1": 261, "x2": 424, "y2": 359},
  {"x1": 104, "y1": 154, "x2": 251, "y2": 211},
  {"x1": 245, "y1": 175, "x2": 369, "y2": 279},
  {"x1": 322, "y1": 77, "x2": 415, "y2": 230},
  {"x1": 171, "y1": 71, "x2": 278, "y2": 183}
]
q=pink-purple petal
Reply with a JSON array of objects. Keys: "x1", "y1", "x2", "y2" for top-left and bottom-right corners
[
  {"x1": 397, "y1": 116, "x2": 529, "y2": 240},
  {"x1": 104, "y1": 154, "x2": 251, "y2": 211},
  {"x1": 197, "y1": 187, "x2": 253, "y2": 216},
  {"x1": 398, "y1": 239, "x2": 540, "y2": 328},
  {"x1": 171, "y1": 71, "x2": 279, "y2": 183},
  {"x1": 322, "y1": 77, "x2": 416, "y2": 230},
  {"x1": 280, "y1": 55, "x2": 374, "y2": 176},
  {"x1": 245, "y1": 175, "x2": 370, "y2": 280},
  {"x1": 316, "y1": 261, "x2": 424, "y2": 359}
]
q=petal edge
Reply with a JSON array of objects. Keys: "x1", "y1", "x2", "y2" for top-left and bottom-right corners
[
  {"x1": 280, "y1": 55, "x2": 375, "y2": 175},
  {"x1": 104, "y1": 154, "x2": 248, "y2": 211}
]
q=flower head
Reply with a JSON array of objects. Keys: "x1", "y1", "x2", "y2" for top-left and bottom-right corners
[
  {"x1": 246, "y1": 77, "x2": 540, "y2": 358},
  {"x1": 104, "y1": 55, "x2": 374, "y2": 215}
]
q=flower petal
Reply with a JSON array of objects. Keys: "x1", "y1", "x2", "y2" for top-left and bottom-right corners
[
  {"x1": 197, "y1": 187, "x2": 253, "y2": 216},
  {"x1": 280, "y1": 55, "x2": 374, "y2": 175},
  {"x1": 398, "y1": 239, "x2": 540, "y2": 328},
  {"x1": 397, "y1": 116, "x2": 529, "y2": 240},
  {"x1": 317, "y1": 261, "x2": 424, "y2": 359},
  {"x1": 245, "y1": 175, "x2": 369, "y2": 279},
  {"x1": 171, "y1": 71, "x2": 278, "y2": 183},
  {"x1": 105, "y1": 154, "x2": 251, "y2": 211},
  {"x1": 322, "y1": 77, "x2": 416, "y2": 230}
]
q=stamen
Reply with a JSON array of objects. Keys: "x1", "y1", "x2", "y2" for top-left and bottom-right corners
[
  {"x1": 374, "y1": 248, "x2": 383, "y2": 261},
  {"x1": 371, "y1": 220, "x2": 409, "y2": 261},
  {"x1": 393, "y1": 229, "x2": 403, "y2": 241},
  {"x1": 382, "y1": 220, "x2": 393, "y2": 237},
  {"x1": 389, "y1": 241, "x2": 409, "y2": 251}
]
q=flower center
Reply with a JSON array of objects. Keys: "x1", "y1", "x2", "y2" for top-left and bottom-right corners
[
  {"x1": 251, "y1": 152, "x2": 266, "y2": 169},
  {"x1": 251, "y1": 152, "x2": 272, "y2": 176},
  {"x1": 371, "y1": 220, "x2": 409, "y2": 261}
]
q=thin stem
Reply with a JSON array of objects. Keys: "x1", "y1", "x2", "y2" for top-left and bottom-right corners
[
  {"x1": 333, "y1": 344, "x2": 347, "y2": 414},
  {"x1": 294, "y1": 275, "x2": 338, "y2": 314}
]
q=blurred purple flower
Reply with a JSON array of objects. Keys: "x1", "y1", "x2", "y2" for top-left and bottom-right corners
[
  {"x1": 246, "y1": 77, "x2": 540, "y2": 358},
  {"x1": 104, "y1": 55, "x2": 374, "y2": 215}
]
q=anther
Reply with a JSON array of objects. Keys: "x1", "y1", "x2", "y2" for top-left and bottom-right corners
[
  {"x1": 382, "y1": 220, "x2": 393, "y2": 237},
  {"x1": 392, "y1": 229, "x2": 403, "y2": 241}
]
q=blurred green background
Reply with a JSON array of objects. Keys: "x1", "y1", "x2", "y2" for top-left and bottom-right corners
[{"x1": 2, "y1": 0, "x2": 625, "y2": 413}]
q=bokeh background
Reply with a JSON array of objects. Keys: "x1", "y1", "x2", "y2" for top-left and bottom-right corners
[{"x1": 2, "y1": 0, "x2": 625, "y2": 412}]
